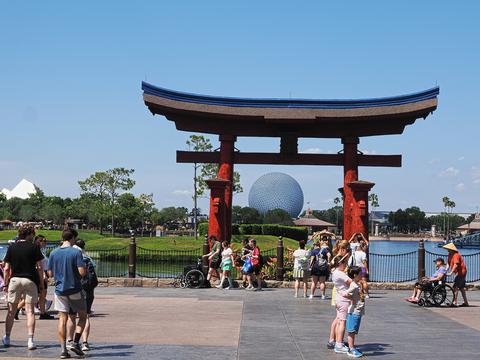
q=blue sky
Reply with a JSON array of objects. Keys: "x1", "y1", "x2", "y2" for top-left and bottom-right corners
[{"x1": 1, "y1": 1, "x2": 479, "y2": 214}]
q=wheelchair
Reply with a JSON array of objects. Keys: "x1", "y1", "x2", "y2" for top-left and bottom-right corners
[
  {"x1": 172, "y1": 258, "x2": 206, "y2": 289},
  {"x1": 417, "y1": 280, "x2": 455, "y2": 307}
]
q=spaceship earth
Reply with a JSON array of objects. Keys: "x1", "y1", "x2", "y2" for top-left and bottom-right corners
[{"x1": 248, "y1": 172, "x2": 304, "y2": 218}]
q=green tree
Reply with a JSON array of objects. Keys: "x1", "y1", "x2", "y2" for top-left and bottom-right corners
[
  {"x1": 157, "y1": 207, "x2": 188, "y2": 228},
  {"x1": 263, "y1": 208, "x2": 294, "y2": 226},
  {"x1": 187, "y1": 135, "x2": 243, "y2": 197},
  {"x1": 138, "y1": 193, "x2": 155, "y2": 236},
  {"x1": 79, "y1": 168, "x2": 135, "y2": 235},
  {"x1": 232, "y1": 206, "x2": 262, "y2": 224},
  {"x1": 79, "y1": 171, "x2": 110, "y2": 233}
]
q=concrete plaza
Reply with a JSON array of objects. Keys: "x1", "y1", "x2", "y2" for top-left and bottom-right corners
[{"x1": 1, "y1": 286, "x2": 479, "y2": 360}]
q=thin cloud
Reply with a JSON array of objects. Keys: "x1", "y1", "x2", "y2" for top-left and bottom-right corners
[
  {"x1": 362, "y1": 149, "x2": 377, "y2": 155},
  {"x1": 172, "y1": 189, "x2": 191, "y2": 196},
  {"x1": 455, "y1": 183, "x2": 466, "y2": 192},
  {"x1": 428, "y1": 158, "x2": 440, "y2": 165},
  {"x1": 458, "y1": 156, "x2": 465, "y2": 161},
  {"x1": 438, "y1": 167, "x2": 459, "y2": 178},
  {"x1": 300, "y1": 147, "x2": 323, "y2": 154}
]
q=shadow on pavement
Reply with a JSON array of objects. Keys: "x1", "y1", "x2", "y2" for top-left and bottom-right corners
[{"x1": 360, "y1": 342, "x2": 393, "y2": 357}]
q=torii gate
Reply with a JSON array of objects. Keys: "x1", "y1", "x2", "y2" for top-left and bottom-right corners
[{"x1": 142, "y1": 82, "x2": 438, "y2": 242}]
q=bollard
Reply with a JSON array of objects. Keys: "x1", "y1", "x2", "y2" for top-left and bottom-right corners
[
  {"x1": 276, "y1": 236, "x2": 284, "y2": 281},
  {"x1": 128, "y1": 236, "x2": 137, "y2": 278},
  {"x1": 418, "y1": 239, "x2": 425, "y2": 280},
  {"x1": 202, "y1": 235, "x2": 210, "y2": 275}
]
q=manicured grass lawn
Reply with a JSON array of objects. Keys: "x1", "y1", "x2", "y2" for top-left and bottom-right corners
[{"x1": 0, "y1": 230, "x2": 299, "y2": 251}]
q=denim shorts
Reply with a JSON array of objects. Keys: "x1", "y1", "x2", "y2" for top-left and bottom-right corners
[{"x1": 346, "y1": 313, "x2": 362, "y2": 334}]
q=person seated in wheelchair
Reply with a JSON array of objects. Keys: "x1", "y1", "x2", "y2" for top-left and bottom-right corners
[{"x1": 405, "y1": 257, "x2": 447, "y2": 303}]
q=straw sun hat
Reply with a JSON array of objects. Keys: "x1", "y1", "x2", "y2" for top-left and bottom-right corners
[{"x1": 442, "y1": 243, "x2": 458, "y2": 252}]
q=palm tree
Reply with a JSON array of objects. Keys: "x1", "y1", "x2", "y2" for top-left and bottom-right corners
[
  {"x1": 369, "y1": 193, "x2": 379, "y2": 235},
  {"x1": 333, "y1": 197, "x2": 341, "y2": 233},
  {"x1": 447, "y1": 200, "x2": 456, "y2": 237},
  {"x1": 442, "y1": 196, "x2": 450, "y2": 236}
]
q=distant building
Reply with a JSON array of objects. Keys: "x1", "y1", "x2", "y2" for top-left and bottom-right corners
[
  {"x1": 293, "y1": 208, "x2": 335, "y2": 234},
  {"x1": 1, "y1": 179, "x2": 38, "y2": 200},
  {"x1": 457, "y1": 213, "x2": 480, "y2": 234}
]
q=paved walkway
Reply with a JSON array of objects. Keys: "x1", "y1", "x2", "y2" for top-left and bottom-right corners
[{"x1": 1, "y1": 287, "x2": 479, "y2": 359}]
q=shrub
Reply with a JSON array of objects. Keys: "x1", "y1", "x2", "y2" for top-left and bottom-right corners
[
  {"x1": 262, "y1": 224, "x2": 281, "y2": 237},
  {"x1": 239, "y1": 224, "x2": 253, "y2": 235},
  {"x1": 198, "y1": 222, "x2": 209, "y2": 237},
  {"x1": 251, "y1": 224, "x2": 263, "y2": 235},
  {"x1": 280, "y1": 226, "x2": 308, "y2": 241},
  {"x1": 232, "y1": 224, "x2": 240, "y2": 235}
]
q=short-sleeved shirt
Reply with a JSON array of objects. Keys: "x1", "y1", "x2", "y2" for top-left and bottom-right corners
[
  {"x1": 293, "y1": 249, "x2": 310, "y2": 270},
  {"x1": 251, "y1": 247, "x2": 260, "y2": 266},
  {"x1": 222, "y1": 248, "x2": 233, "y2": 263},
  {"x1": 211, "y1": 242, "x2": 221, "y2": 263},
  {"x1": 3, "y1": 240, "x2": 44, "y2": 284},
  {"x1": 431, "y1": 265, "x2": 447, "y2": 280},
  {"x1": 332, "y1": 269, "x2": 350, "y2": 301},
  {"x1": 448, "y1": 253, "x2": 467, "y2": 277},
  {"x1": 350, "y1": 250, "x2": 367, "y2": 268},
  {"x1": 48, "y1": 246, "x2": 85, "y2": 296}
]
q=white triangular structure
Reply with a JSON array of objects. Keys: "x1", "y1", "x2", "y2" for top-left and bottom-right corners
[{"x1": 1, "y1": 179, "x2": 38, "y2": 200}]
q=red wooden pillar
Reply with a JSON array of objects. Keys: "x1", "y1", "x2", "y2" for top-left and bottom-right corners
[
  {"x1": 206, "y1": 178, "x2": 230, "y2": 242},
  {"x1": 217, "y1": 135, "x2": 236, "y2": 241},
  {"x1": 347, "y1": 181, "x2": 375, "y2": 241},
  {"x1": 342, "y1": 137, "x2": 359, "y2": 241}
]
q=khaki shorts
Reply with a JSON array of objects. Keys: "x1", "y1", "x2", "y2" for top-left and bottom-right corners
[
  {"x1": 7, "y1": 277, "x2": 38, "y2": 304},
  {"x1": 55, "y1": 291, "x2": 87, "y2": 313}
]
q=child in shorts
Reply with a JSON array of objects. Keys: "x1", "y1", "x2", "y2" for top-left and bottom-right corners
[
  {"x1": 345, "y1": 266, "x2": 365, "y2": 358},
  {"x1": 328, "y1": 254, "x2": 352, "y2": 354}
]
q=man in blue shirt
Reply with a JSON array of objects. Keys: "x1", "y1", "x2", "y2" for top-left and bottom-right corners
[{"x1": 48, "y1": 229, "x2": 87, "y2": 358}]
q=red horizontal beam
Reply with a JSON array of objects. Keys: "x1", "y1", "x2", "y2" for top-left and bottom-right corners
[{"x1": 177, "y1": 151, "x2": 401, "y2": 167}]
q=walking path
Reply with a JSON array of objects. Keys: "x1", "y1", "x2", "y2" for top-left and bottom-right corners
[{"x1": 1, "y1": 287, "x2": 479, "y2": 359}]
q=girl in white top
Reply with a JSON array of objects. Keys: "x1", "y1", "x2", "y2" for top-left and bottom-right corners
[{"x1": 217, "y1": 241, "x2": 235, "y2": 290}]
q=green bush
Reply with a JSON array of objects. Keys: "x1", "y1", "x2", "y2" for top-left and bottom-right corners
[
  {"x1": 251, "y1": 224, "x2": 263, "y2": 235},
  {"x1": 239, "y1": 224, "x2": 253, "y2": 235},
  {"x1": 280, "y1": 226, "x2": 308, "y2": 241},
  {"x1": 232, "y1": 224, "x2": 240, "y2": 235},
  {"x1": 198, "y1": 222, "x2": 209, "y2": 237},
  {"x1": 262, "y1": 224, "x2": 281, "y2": 237}
]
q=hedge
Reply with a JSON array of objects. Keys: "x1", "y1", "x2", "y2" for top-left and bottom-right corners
[
  {"x1": 200, "y1": 222, "x2": 307, "y2": 241},
  {"x1": 238, "y1": 224, "x2": 307, "y2": 241}
]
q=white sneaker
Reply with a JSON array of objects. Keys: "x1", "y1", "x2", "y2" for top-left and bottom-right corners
[
  {"x1": 34, "y1": 307, "x2": 41, "y2": 315},
  {"x1": 2, "y1": 335, "x2": 10, "y2": 347},
  {"x1": 27, "y1": 338, "x2": 36, "y2": 350},
  {"x1": 321, "y1": 295, "x2": 326, "y2": 300},
  {"x1": 246, "y1": 285, "x2": 254, "y2": 290},
  {"x1": 224, "y1": 287, "x2": 231, "y2": 290},
  {"x1": 309, "y1": 295, "x2": 313, "y2": 300},
  {"x1": 365, "y1": 294, "x2": 370, "y2": 299}
]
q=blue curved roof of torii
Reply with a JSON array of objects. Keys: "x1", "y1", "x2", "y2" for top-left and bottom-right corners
[{"x1": 142, "y1": 81, "x2": 439, "y2": 110}]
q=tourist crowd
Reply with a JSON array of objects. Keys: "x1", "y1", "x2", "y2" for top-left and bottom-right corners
[{"x1": 1, "y1": 226, "x2": 98, "y2": 358}]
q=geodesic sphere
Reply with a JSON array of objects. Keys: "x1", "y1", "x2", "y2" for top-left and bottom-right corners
[{"x1": 248, "y1": 172, "x2": 304, "y2": 218}]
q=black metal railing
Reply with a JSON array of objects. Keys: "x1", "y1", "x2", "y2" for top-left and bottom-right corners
[
  {"x1": 369, "y1": 250, "x2": 418, "y2": 282},
  {"x1": 87, "y1": 247, "x2": 129, "y2": 278},
  {"x1": 135, "y1": 247, "x2": 202, "y2": 278}
]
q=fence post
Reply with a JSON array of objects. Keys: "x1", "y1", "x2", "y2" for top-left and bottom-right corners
[
  {"x1": 202, "y1": 235, "x2": 210, "y2": 275},
  {"x1": 128, "y1": 236, "x2": 137, "y2": 278},
  {"x1": 276, "y1": 236, "x2": 284, "y2": 281},
  {"x1": 418, "y1": 239, "x2": 425, "y2": 280}
]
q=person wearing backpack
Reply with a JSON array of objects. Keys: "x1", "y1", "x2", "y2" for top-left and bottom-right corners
[
  {"x1": 67, "y1": 239, "x2": 98, "y2": 352},
  {"x1": 293, "y1": 240, "x2": 310, "y2": 298},
  {"x1": 309, "y1": 240, "x2": 332, "y2": 300}
]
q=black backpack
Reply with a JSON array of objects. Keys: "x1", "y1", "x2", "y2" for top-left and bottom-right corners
[
  {"x1": 312, "y1": 248, "x2": 329, "y2": 272},
  {"x1": 81, "y1": 257, "x2": 98, "y2": 291}
]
